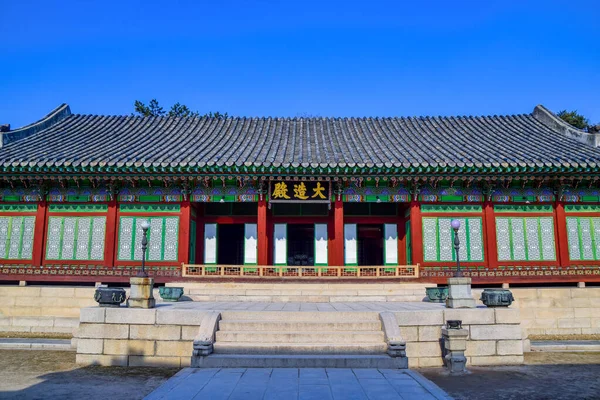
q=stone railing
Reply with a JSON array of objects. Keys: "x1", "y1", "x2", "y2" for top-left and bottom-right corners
[{"x1": 181, "y1": 264, "x2": 419, "y2": 279}]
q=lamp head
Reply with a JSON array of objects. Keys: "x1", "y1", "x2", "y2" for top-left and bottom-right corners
[
  {"x1": 451, "y1": 219, "x2": 461, "y2": 231},
  {"x1": 140, "y1": 220, "x2": 150, "y2": 231}
]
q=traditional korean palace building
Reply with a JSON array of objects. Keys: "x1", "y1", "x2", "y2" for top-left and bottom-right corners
[{"x1": 1, "y1": 103, "x2": 600, "y2": 284}]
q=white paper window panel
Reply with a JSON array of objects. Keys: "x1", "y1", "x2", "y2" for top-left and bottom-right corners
[
  {"x1": 244, "y1": 223, "x2": 258, "y2": 265},
  {"x1": 273, "y1": 224, "x2": 287, "y2": 265},
  {"x1": 384, "y1": 224, "x2": 398, "y2": 265},
  {"x1": 204, "y1": 223, "x2": 217, "y2": 264},
  {"x1": 344, "y1": 224, "x2": 357, "y2": 265},
  {"x1": 314, "y1": 223, "x2": 328, "y2": 265}
]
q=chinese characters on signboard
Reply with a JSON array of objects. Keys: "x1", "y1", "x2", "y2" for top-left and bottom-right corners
[{"x1": 269, "y1": 181, "x2": 330, "y2": 203}]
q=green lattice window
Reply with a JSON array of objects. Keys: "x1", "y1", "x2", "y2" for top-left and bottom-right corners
[
  {"x1": 0, "y1": 216, "x2": 36, "y2": 260},
  {"x1": 422, "y1": 217, "x2": 484, "y2": 262},
  {"x1": 566, "y1": 217, "x2": 600, "y2": 261},
  {"x1": 495, "y1": 217, "x2": 556, "y2": 261},
  {"x1": 45, "y1": 216, "x2": 106, "y2": 260},
  {"x1": 117, "y1": 216, "x2": 179, "y2": 261}
]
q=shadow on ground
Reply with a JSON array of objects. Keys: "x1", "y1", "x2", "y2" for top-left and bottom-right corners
[
  {"x1": 421, "y1": 353, "x2": 600, "y2": 400},
  {"x1": 0, "y1": 350, "x2": 178, "y2": 400}
]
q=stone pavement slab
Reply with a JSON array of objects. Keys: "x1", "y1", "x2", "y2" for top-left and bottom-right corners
[{"x1": 145, "y1": 368, "x2": 452, "y2": 400}]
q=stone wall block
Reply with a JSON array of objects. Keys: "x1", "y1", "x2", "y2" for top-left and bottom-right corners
[
  {"x1": 129, "y1": 325, "x2": 181, "y2": 341},
  {"x1": 156, "y1": 309, "x2": 207, "y2": 325},
  {"x1": 104, "y1": 339, "x2": 155, "y2": 356},
  {"x1": 11, "y1": 316, "x2": 54, "y2": 327},
  {"x1": 41, "y1": 307, "x2": 80, "y2": 318},
  {"x1": 53, "y1": 317, "x2": 79, "y2": 328},
  {"x1": 537, "y1": 288, "x2": 571, "y2": 299},
  {"x1": 470, "y1": 324, "x2": 521, "y2": 341},
  {"x1": 76, "y1": 354, "x2": 128, "y2": 367},
  {"x1": 105, "y1": 308, "x2": 156, "y2": 325},
  {"x1": 396, "y1": 310, "x2": 443, "y2": 326},
  {"x1": 494, "y1": 308, "x2": 521, "y2": 324},
  {"x1": 128, "y1": 356, "x2": 181, "y2": 367},
  {"x1": 443, "y1": 309, "x2": 495, "y2": 325},
  {"x1": 557, "y1": 318, "x2": 591, "y2": 328},
  {"x1": 156, "y1": 341, "x2": 193, "y2": 357},
  {"x1": 418, "y1": 326, "x2": 442, "y2": 342},
  {"x1": 40, "y1": 287, "x2": 76, "y2": 298},
  {"x1": 76, "y1": 338, "x2": 104, "y2": 354},
  {"x1": 418, "y1": 357, "x2": 444, "y2": 367},
  {"x1": 0, "y1": 287, "x2": 41, "y2": 298},
  {"x1": 465, "y1": 340, "x2": 496, "y2": 357},
  {"x1": 80, "y1": 308, "x2": 106, "y2": 324},
  {"x1": 182, "y1": 326, "x2": 200, "y2": 341},
  {"x1": 470, "y1": 355, "x2": 524, "y2": 366},
  {"x1": 497, "y1": 340, "x2": 524, "y2": 356},
  {"x1": 405, "y1": 341, "x2": 442, "y2": 358},
  {"x1": 77, "y1": 323, "x2": 129, "y2": 339},
  {"x1": 544, "y1": 328, "x2": 582, "y2": 335},
  {"x1": 534, "y1": 308, "x2": 574, "y2": 320}
]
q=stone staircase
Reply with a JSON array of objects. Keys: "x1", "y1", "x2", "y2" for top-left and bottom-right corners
[
  {"x1": 192, "y1": 311, "x2": 407, "y2": 368},
  {"x1": 173, "y1": 282, "x2": 432, "y2": 303}
]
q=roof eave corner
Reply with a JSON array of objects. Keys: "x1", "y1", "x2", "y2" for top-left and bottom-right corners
[
  {"x1": 532, "y1": 104, "x2": 600, "y2": 148},
  {"x1": 0, "y1": 103, "x2": 72, "y2": 148}
]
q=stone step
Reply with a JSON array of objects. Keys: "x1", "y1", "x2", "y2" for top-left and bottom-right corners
[
  {"x1": 188, "y1": 294, "x2": 425, "y2": 303},
  {"x1": 220, "y1": 311, "x2": 380, "y2": 321},
  {"x1": 192, "y1": 354, "x2": 407, "y2": 369},
  {"x1": 530, "y1": 340, "x2": 600, "y2": 352},
  {"x1": 173, "y1": 282, "x2": 432, "y2": 290},
  {"x1": 215, "y1": 330, "x2": 385, "y2": 343},
  {"x1": 213, "y1": 342, "x2": 388, "y2": 355},
  {"x1": 218, "y1": 320, "x2": 382, "y2": 332}
]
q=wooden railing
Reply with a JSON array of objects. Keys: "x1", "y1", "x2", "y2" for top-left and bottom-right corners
[{"x1": 181, "y1": 264, "x2": 419, "y2": 279}]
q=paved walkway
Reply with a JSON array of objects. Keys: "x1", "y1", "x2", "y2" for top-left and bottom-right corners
[
  {"x1": 160, "y1": 301, "x2": 445, "y2": 312},
  {"x1": 145, "y1": 368, "x2": 452, "y2": 400}
]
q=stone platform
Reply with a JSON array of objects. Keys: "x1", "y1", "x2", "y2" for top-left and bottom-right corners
[
  {"x1": 75, "y1": 301, "x2": 523, "y2": 369},
  {"x1": 145, "y1": 368, "x2": 452, "y2": 400}
]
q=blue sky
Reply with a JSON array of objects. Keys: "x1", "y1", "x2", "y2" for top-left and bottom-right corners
[{"x1": 1, "y1": 0, "x2": 599, "y2": 128}]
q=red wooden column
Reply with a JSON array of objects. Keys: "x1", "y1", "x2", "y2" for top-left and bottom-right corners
[
  {"x1": 409, "y1": 200, "x2": 423, "y2": 265},
  {"x1": 483, "y1": 201, "x2": 498, "y2": 269},
  {"x1": 329, "y1": 198, "x2": 344, "y2": 266},
  {"x1": 554, "y1": 201, "x2": 570, "y2": 267},
  {"x1": 32, "y1": 201, "x2": 48, "y2": 266},
  {"x1": 257, "y1": 199, "x2": 268, "y2": 265},
  {"x1": 178, "y1": 201, "x2": 191, "y2": 264},
  {"x1": 104, "y1": 199, "x2": 118, "y2": 267}
]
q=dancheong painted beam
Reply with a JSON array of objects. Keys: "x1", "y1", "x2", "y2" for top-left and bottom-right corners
[{"x1": 1, "y1": 104, "x2": 600, "y2": 284}]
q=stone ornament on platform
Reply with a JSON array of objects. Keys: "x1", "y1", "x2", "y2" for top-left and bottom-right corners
[
  {"x1": 127, "y1": 277, "x2": 156, "y2": 308},
  {"x1": 425, "y1": 286, "x2": 448, "y2": 303},
  {"x1": 442, "y1": 320, "x2": 468, "y2": 373},
  {"x1": 445, "y1": 277, "x2": 476, "y2": 308},
  {"x1": 480, "y1": 288, "x2": 515, "y2": 307},
  {"x1": 93, "y1": 287, "x2": 126, "y2": 307},
  {"x1": 159, "y1": 286, "x2": 184, "y2": 302}
]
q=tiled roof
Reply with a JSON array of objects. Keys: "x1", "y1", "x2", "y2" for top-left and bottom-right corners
[{"x1": 1, "y1": 104, "x2": 599, "y2": 175}]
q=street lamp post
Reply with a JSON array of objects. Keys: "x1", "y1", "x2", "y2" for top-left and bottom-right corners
[
  {"x1": 137, "y1": 220, "x2": 150, "y2": 278},
  {"x1": 451, "y1": 219, "x2": 461, "y2": 278}
]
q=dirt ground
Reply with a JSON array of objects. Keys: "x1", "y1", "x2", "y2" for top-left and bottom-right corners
[
  {"x1": 0, "y1": 350, "x2": 178, "y2": 400},
  {"x1": 421, "y1": 352, "x2": 600, "y2": 400}
]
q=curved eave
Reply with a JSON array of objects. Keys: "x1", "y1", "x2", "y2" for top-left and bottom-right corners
[{"x1": 0, "y1": 163, "x2": 597, "y2": 176}]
